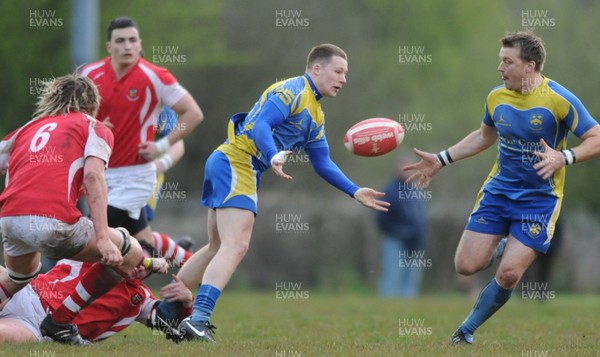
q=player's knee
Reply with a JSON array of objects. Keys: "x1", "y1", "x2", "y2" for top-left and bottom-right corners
[
  {"x1": 116, "y1": 228, "x2": 143, "y2": 269},
  {"x1": 454, "y1": 258, "x2": 478, "y2": 275},
  {"x1": 5, "y1": 263, "x2": 41, "y2": 285},
  {"x1": 496, "y1": 269, "x2": 520, "y2": 288},
  {"x1": 234, "y1": 240, "x2": 250, "y2": 259}
]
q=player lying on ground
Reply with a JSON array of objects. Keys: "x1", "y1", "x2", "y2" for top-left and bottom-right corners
[{"x1": 0, "y1": 241, "x2": 191, "y2": 343}]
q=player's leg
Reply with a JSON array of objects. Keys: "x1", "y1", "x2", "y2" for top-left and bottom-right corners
[
  {"x1": 153, "y1": 209, "x2": 221, "y2": 340},
  {"x1": 454, "y1": 230, "x2": 505, "y2": 276},
  {"x1": 0, "y1": 284, "x2": 46, "y2": 342},
  {"x1": 178, "y1": 148, "x2": 257, "y2": 342},
  {"x1": 177, "y1": 208, "x2": 221, "y2": 289},
  {"x1": 193, "y1": 207, "x2": 253, "y2": 313},
  {"x1": 151, "y1": 231, "x2": 193, "y2": 267},
  {"x1": 180, "y1": 207, "x2": 254, "y2": 342},
  {"x1": 0, "y1": 252, "x2": 41, "y2": 304},
  {"x1": 0, "y1": 217, "x2": 43, "y2": 303},
  {"x1": 0, "y1": 319, "x2": 37, "y2": 342},
  {"x1": 40, "y1": 218, "x2": 143, "y2": 345},
  {"x1": 452, "y1": 235, "x2": 537, "y2": 345}
]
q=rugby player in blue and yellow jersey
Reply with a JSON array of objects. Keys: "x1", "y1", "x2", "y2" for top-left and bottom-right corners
[
  {"x1": 155, "y1": 44, "x2": 390, "y2": 342},
  {"x1": 404, "y1": 31, "x2": 600, "y2": 345}
]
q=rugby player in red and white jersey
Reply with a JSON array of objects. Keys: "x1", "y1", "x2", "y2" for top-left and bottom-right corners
[
  {"x1": 0, "y1": 73, "x2": 144, "y2": 345},
  {"x1": 81, "y1": 17, "x2": 203, "y2": 246},
  {"x1": 0, "y1": 241, "x2": 191, "y2": 343}
]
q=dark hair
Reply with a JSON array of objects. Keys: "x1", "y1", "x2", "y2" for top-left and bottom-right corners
[
  {"x1": 107, "y1": 17, "x2": 138, "y2": 41},
  {"x1": 306, "y1": 44, "x2": 347, "y2": 70},
  {"x1": 501, "y1": 31, "x2": 546, "y2": 71}
]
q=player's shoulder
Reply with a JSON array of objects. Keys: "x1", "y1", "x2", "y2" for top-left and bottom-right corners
[
  {"x1": 545, "y1": 78, "x2": 577, "y2": 101},
  {"x1": 81, "y1": 58, "x2": 110, "y2": 77},
  {"x1": 270, "y1": 75, "x2": 306, "y2": 95},
  {"x1": 137, "y1": 58, "x2": 177, "y2": 83},
  {"x1": 485, "y1": 84, "x2": 506, "y2": 102}
]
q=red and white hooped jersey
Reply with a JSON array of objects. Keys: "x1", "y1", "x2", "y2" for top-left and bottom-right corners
[
  {"x1": 31, "y1": 260, "x2": 156, "y2": 341},
  {"x1": 0, "y1": 113, "x2": 113, "y2": 224},
  {"x1": 81, "y1": 58, "x2": 188, "y2": 168}
]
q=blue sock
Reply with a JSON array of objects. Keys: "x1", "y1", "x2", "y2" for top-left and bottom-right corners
[
  {"x1": 460, "y1": 278, "x2": 513, "y2": 335},
  {"x1": 157, "y1": 279, "x2": 182, "y2": 319},
  {"x1": 191, "y1": 284, "x2": 221, "y2": 323}
]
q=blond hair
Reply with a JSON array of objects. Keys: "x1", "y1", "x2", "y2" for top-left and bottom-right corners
[{"x1": 33, "y1": 72, "x2": 100, "y2": 119}]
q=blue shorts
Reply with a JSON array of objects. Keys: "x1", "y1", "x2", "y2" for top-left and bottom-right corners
[
  {"x1": 201, "y1": 144, "x2": 261, "y2": 214},
  {"x1": 465, "y1": 191, "x2": 561, "y2": 254}
]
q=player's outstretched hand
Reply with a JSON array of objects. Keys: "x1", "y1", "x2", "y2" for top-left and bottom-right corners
[
  {"x1": 160, "y1": 275, "x2": 194, "y2": 308},
  {"x1": 97, "y1": 237, "x2": 124, "y2": 267},
  {"x1": 533, "y1": 138, "x2": 564, "y2": 180},
  {"x1": 271, "y1": 150, "x2": 293, "y2": 180},
  {"x1": 402, "y1": 148, "x2": 443, "y2": 189},
  {"x1": 354, "y1": 188, "x2": 390, "y2": 212}
]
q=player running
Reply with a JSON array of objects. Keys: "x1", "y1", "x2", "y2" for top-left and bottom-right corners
[{"x1": 403, "y1": 31, "x2": 600, "y2": 345}]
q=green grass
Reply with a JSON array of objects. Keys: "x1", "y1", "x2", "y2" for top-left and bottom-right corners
[{"x1": 3, "y1": 292, "x2": 598, "y2": 357}]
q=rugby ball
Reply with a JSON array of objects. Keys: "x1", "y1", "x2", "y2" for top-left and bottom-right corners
[{"x1": 344, "y1": 118, "x2": 404, "y2": 157}]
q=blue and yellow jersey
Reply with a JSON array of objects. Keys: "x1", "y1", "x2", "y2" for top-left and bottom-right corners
[
  {"x1": 482, "y1": 77, "x2": 597, "y2": 200},
  {"x1": 146, "y1": 106, "x2": 178, "y2": 220},
  {"x1": 225, "y1": 74, "x2": 328, "y2": 172}
]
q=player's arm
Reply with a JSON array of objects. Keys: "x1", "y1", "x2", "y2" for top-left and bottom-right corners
[
  {"x1": 533, "y1": 124, "x2": 600, "y2": 180},
  {"x1": 83, "y1": 156, "x2": 123, "y2": 266},
  {"x1": 139, "y1": 94, "x2": 203, "y2": 161},
  {"x1": 306, "y1": 146, "x2": 389, "y2": 212},
  {"x1": 252, "y1": 100, "x2": 293, "y2": 180},
  {"x1": 154, "y1": 140, "x2": 184, "y2": 175},
  {"x1": 404, "y1": 123, "x2": 498, "y2": 188},
  {"x1": 0, "y1": 128, "x2": 21, "y2": 175}
]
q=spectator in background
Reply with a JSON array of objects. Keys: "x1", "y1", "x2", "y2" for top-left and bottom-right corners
[{"x1": 376, "y1": 154, "x2": 428, "y2": 298}]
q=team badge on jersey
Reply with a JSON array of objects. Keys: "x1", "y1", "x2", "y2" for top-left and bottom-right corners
[
  {"x1": 529, "y1": 114, "x2": 543, "y2": 132},
  {"x1": 131, "y1": 293, "x2": 143, "y2": 305},
  {"x1": 127, "y1": 88, "x2": 139, "y2": 101}
]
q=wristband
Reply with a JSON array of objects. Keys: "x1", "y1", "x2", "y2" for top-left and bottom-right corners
[
  {"x1": 155, "y1": 137, "x2": 171, "y2": 155},
  {"x1": 143, "y1": 258, "x2": 152, "y2": 269},
  {"x1": 270, "y1": 150, "x2": 288, "y2": 166},
  {"x1": 159, "y1": 154, "x2": 173, "y2": 171},
  {"x1": 561, "y1": 149, "x2": 575, "y2": 165},
  {"x1": 436, "y1": 149, "x2": 454, "y2": 166}
]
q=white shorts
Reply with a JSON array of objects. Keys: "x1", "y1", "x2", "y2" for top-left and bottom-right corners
[
  {"x1": 0, "y1": 285, "x2": 48, "y2": 341},
  {"x1": 106, "y1": 163, "x2": 157, "y2": 220},
  {"x1": 0, "y1": 215, "x2": 93, "y2": 259}
]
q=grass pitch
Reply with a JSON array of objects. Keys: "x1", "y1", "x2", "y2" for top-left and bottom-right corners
[{"x1": 3, "y1": 292, "x2": 598, "y2": 357}]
